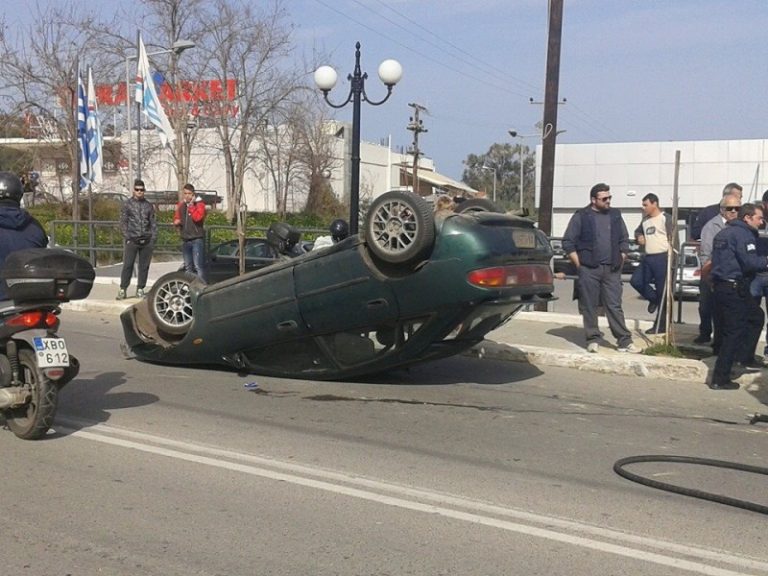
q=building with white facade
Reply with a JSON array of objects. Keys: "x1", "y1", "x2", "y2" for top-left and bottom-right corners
[
  {"x1": 542, "y1": 139, "x2": 768, "y2": 237},
  {"x1": 3, "y1": 120, "x2": 475, "y2": 213}
]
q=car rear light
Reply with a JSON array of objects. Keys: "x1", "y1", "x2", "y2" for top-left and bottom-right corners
[
  {"x1": 467, "y1": 264, "x2": 553, "y2": 287},
  {"x1": 6, "y1": 311, "x2": 59, "y2": 330},
  {"x1": 693, "y1": 269, "x2": 701, "y2": 277}
]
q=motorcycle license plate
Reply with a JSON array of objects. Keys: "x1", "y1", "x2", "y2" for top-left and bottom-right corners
[{"x1": 33, "y1": 337, "x2": 70, "y2": 367}]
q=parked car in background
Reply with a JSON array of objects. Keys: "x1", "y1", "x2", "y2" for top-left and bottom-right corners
[
  {"x1": 549, "y1": 237, "x2": 642, "y2": 276},
  {"x1": 206, "y1": 237, "x2": 314, "y2": 284},
  {"x1": 549, "y1": 238, "x2": 574, "y2": 275},
  {"x1": 674, "y1": 242, "x2": 701, "y2": 298},
  {"x1": 622, "y1": 240, "x2": 643, "y2": 274}
]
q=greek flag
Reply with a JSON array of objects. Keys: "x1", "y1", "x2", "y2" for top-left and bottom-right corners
[
  {"x1": 86, "y1": 67, "x2": 103, "y2": 184},
  {"x1": 135, "y1": 34, "x2": 175, "y2": 147},
  {"x1": 76, "y1": 69, "x2": 88, "y2": 189}
]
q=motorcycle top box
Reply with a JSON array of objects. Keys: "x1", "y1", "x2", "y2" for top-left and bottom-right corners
[{"x1": 0, "y1": 248, "x2": 95, "y2": 303}]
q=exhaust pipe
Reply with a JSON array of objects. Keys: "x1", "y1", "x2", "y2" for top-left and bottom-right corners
[{"x1": 0, "y1": 387, "x2": 30, "y2": 409}]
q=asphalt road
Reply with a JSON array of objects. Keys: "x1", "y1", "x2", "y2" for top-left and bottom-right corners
[{"x1": 1, "y1": 311, "x2": 766, "y2": 576}]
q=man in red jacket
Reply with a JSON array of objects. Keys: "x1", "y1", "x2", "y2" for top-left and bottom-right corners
[{"x1": 173, "y1": 183, "x2": 207, "y2": 282}]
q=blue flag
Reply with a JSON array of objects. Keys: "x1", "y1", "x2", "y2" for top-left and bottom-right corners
[
  {"x1": 76, "y1": 69, "x2": 89, "y2": 190},
  {"x1": 135, "y1": 34, "x2": 175, "y2": 147},
  {"x1": 86, "y1": 67, "x2": 103, "y2": 184}
]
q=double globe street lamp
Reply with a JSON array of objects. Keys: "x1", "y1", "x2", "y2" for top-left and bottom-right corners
[{"x1": 314, "y1": 42, "x2": 402, "y2": 234}]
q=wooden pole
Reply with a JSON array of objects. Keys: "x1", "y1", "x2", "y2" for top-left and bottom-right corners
[{"x1": 665, "y1": 150, "x2": 681, "y2": 347}]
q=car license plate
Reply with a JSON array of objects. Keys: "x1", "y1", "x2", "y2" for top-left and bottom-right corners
[
  {"x1": 512, "y1": 229, "x2": 536, "y2": 249},
  {"x1": 33, "y1": 337, "x2": 70, "y2": 368}
]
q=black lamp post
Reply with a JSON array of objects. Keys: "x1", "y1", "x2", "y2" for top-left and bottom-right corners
[{"x1": 314, "y1": 42, "x2": 402, "y2": 235}]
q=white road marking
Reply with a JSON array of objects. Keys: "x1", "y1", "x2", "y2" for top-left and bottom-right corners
[{"x1": 61, "y1": 421, "x2": 768, "y2": 576}]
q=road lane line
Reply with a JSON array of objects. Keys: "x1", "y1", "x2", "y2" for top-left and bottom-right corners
[{"x1": 62, "y1": 423, "x2": 767, "y2": 576}]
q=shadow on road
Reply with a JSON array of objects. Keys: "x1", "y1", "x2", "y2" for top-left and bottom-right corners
[
  {"x1": 350, "y1": 354, "x2": 544, "y2": 386},
  {"x1": 54, "y1": 371, "x2": 159, "y2": 434}
]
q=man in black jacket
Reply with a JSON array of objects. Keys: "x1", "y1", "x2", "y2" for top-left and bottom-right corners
[
  {"x1": 562, "y1": 183, "x2": 636, "y2": 354},
  {"x1": 691, "y1": 182, "x2": 742, "y2": 240},
  {"x1": 0, "y1": 171, "x2": 48, "y2": 300},
  {"x1": 117, "y1": 179, "x2": 156, "y2": 300}
]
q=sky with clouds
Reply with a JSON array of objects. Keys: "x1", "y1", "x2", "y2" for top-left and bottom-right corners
[{"x1": 8, "y1": 0, "x2": 768, "y2": 180}]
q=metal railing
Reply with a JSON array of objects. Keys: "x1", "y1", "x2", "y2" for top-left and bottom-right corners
[{"x1": 49, "y1": 220, "x2": 327, "y2": 266}]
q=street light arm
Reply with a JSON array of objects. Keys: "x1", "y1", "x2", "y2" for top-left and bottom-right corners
[
  {"x1": 361, "y1": 84, "x2": 395, "y2": 107},
  {"x1": 321, "y1": 89, "x2": 354, "y2": 109}
]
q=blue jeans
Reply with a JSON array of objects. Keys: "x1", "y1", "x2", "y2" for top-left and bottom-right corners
[
  {"x1": 182, "y1": 237, "x2": 207, "y2": 283},
  {"x1": 629, "y1": 252, "x2": 668, "y2": 326}
]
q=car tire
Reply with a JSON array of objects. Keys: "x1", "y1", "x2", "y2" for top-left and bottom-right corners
[
  {"x1": 365, "y1": 190, "x2": 435, "y2": 265},
  {"x1": 148, "y1": 271, "x2": 199, "y2": 336},
  {"x1": 454, "y1": 198, "x2": 502, "y2": 213}
]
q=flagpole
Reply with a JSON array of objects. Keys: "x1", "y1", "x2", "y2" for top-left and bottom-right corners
[
  {"x1": 136, "y1": 30, "x2": 142, "y2": 180},
  {"x1": 87, "y1": 65, "x2": 95, "y2": 265},
  {"x1": 73, "y1": 59, "x2": 81, "y2": 226},
  {"x1": 126, "y1": 55, "x2": 132, "y2": 184}
]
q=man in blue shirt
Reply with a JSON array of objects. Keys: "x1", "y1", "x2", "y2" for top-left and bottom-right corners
[{"x1": 708, "y1": 203, "x2": 768, "y2": 389}]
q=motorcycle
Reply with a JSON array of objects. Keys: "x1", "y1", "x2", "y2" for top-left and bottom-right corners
[{"x1": 0, "y1": 248, "x2": 94, "y2": 440}]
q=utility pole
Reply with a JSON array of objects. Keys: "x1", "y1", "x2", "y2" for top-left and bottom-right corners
[
  {"x1": 538, "y1": 0, "x2": 564, "y2": 236},
  {"x1": 407, "y1": 102, "x2": 428, "y2": 194}
]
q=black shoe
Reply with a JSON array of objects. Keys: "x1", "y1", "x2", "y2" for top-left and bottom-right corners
[
  {"x1": 738, "y1": 357, "x2": 765, "y2": 369},
  {"x1": 647, "y1": 301, "x2": 658, "y2": 314},
  {"x1": 693, "y1": 334, "x2": 711, "y2": 344},
  {"x1": 645, "y1": 326, "x2": 666, "y2": 335},
  {"x1": 708, "y1": 380, "x2": 740, "y2": 390}
]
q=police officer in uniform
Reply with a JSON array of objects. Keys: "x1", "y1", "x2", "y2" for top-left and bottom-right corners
[{"x1": 708, "y1": 203, "x2": 768, "y2": 389}]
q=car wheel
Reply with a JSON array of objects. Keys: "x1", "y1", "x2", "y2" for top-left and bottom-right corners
[
  {"x1": 454, "y1": 198, "x2": 502, "y2": 213},
  {"x1": 148, "y1": 271, "x2": 198, "y2": 336},
  {"x1": 365, "y1": 191, "x2": 435, "y2": 265}
]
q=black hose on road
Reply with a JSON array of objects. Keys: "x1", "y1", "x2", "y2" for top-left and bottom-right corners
[{"x1": 613, "y1": 455, "x2": 768, "y2": 515}]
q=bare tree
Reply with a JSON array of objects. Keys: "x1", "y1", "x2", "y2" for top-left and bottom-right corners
[
  {"x1": 193, "y1": 0, "x2": 306, "y2": 221},
  {"x1": 294, "y1": 100, "x2": 343, "y2": 218},
  {"x1": 0, "y1": 2, "x2": 121, "y2": 214}
]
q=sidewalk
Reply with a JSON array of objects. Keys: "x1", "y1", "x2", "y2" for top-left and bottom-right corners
[{"x1": 64, "y1": 262, "x2": 766, "y2": 387}]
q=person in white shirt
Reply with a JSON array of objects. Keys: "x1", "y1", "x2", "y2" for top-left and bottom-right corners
[
  {"x1": 313, "y1": 219, "x2": 349, "y2": 250},
  {"x1": 630, "y1": 193, "x2": 674, "y2": 334}
]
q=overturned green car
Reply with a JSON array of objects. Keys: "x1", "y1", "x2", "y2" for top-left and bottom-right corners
[{"x1": 121, "y1": 191, "x2": 554, "y2": 380}]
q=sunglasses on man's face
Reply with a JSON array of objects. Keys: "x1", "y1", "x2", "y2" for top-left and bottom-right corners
[
  {"x1": 723, "y1": 206, "x2": 740, "y2": 212},
  {"x1": 134, "y1": 188, "x2": 145, "y2": 192},
  {"x1": 596, "y1": 196, "x2": 612, "y2": 202}
]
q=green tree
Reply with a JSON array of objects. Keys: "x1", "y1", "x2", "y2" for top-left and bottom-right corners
[{"x1": 461, "y1": 142, "x2": 533, "y2": 213}]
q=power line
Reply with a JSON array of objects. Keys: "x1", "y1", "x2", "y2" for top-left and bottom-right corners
[
  {"x1": 359, "y1": 0, "x2": 540, "y2": 94},
  {"x1": 310, "y1": 0, "x2": 533, "y2": 101}
]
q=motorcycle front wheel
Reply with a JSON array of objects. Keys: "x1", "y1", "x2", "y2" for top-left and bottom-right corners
[{"x1": 3, "y1": 347, "x2": 58, "y2": 440}]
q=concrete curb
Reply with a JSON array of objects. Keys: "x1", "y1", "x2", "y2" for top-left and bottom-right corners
[
  {"x1": 470, "y1": 340, "x2": 764, "y2": 386},
  {"x1": 63, "y1": 299, "x2": 131, "y2": 314}
]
